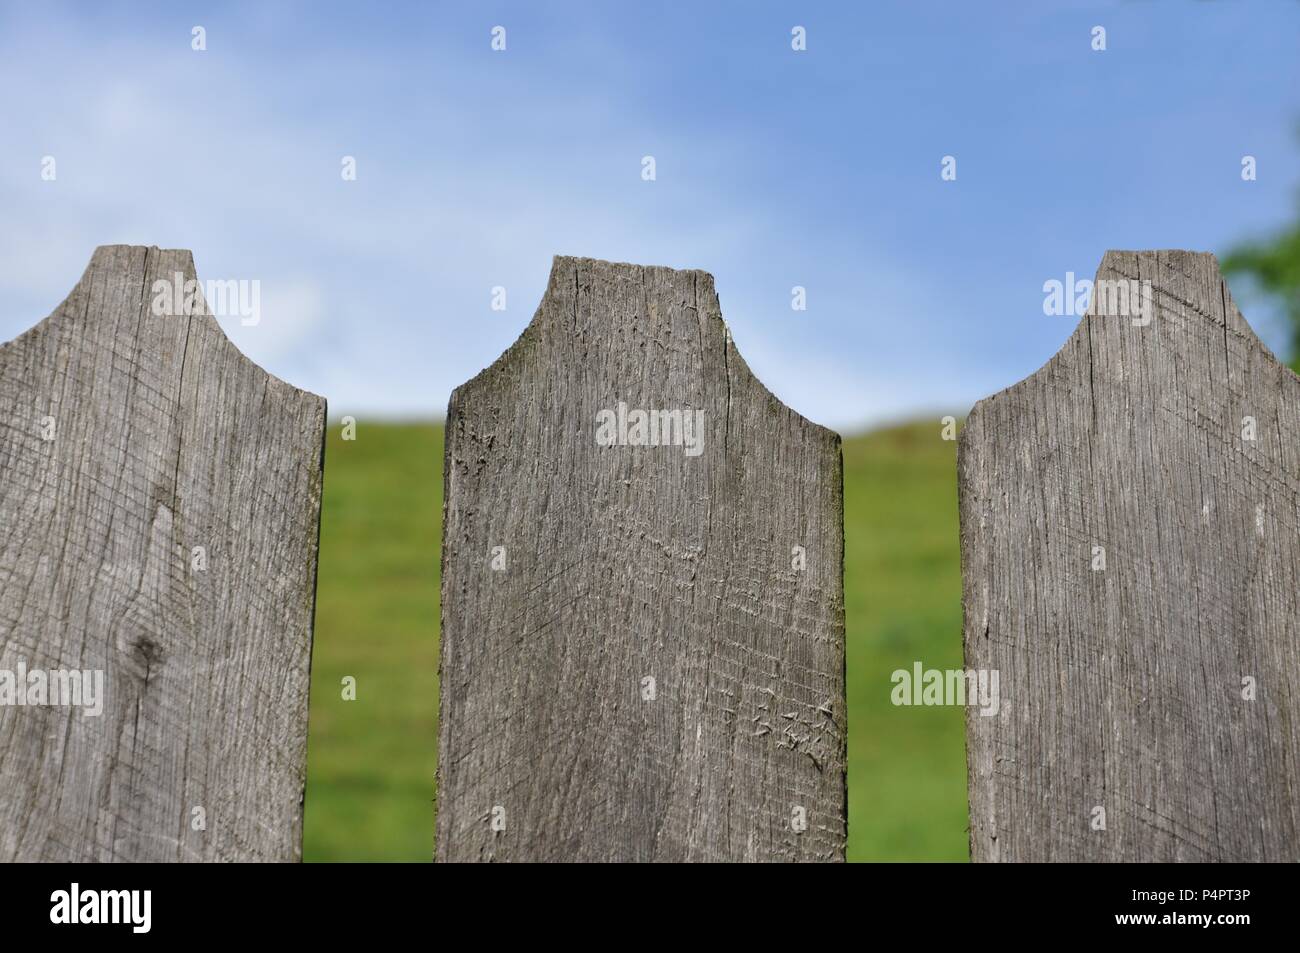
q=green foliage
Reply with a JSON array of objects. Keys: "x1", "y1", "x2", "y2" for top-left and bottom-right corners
[{"x1": 1223, "y1": 217, "x2": 1300, "y2": 373}]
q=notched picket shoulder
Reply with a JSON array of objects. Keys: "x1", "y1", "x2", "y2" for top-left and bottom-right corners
[
  {"x1": 0, "y1": 246, "x2": 325, "y2": 861},
  {"x1": 961, "y1": 250, "x2": 1300, "y2": 861},
  {"x1": 438, "y1": 256, "x2": 846, "y2": 862}
]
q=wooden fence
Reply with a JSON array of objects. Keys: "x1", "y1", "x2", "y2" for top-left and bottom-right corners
[
  {"x1": 961, "y1": 250, "x2": 1300, "y2": 861},
  {"x1": 437, "y1": 256, "x2": 847, "y2": 861},
  {"x1": 0, "y1": 245, "x2": 325, "y2": 861},
  {"x1": 5, "y1": 246, "x2": 1291, "y2": 863}
]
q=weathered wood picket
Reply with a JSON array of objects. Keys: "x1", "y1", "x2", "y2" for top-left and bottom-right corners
[
  {"x1": 961, "y1": 250, "x2": 1300, "y2": 861},
  {"x1": 437, "y1": 256, "x2": 847, "y2": 861},
  {"x1": 0, "y1": 246, "x2": 325, "y2": 861}
]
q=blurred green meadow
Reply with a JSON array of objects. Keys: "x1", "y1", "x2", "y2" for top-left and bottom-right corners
[
  {"x1": 303, "y1": 419, "x2": 967, "y2": 862},
  {"x1": 303, "y1": 423, "x2": 442, "y2": 862}
]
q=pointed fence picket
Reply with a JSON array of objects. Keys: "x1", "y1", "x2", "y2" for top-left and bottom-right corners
[
  {"x1": 437, "y1": 256, "x2": 847, "y2": 861},
  {"x1": 0, "y1": 246, "x2": 325, "y2": 862},
  {"x1": 961, "y1": 250, "x2": 1300, "y2": 861}
]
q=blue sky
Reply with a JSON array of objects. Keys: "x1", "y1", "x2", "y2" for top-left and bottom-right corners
[{"x1": 2, "y1": 1, "x2": 1298, "y2": 430}]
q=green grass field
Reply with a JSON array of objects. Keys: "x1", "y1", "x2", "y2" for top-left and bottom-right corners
[
  {"x1": 303, "y1": 423, "x2": 442, "y2": 862},
  {"x1": 843, "y1": 422, "x2": 966, "y2": 861},
  {"x1": 303, "y1": 419, "x2": 967, "y2": 862}
]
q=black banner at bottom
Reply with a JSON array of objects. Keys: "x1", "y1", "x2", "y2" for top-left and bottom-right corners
[{"x1": 0, "y1": 861, "x2": 1274, "y2": 939}]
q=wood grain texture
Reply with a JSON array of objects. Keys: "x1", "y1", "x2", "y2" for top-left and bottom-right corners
[
  {"x1": 438, "y1": 256, "x2": 845, "y2": 862},
  {"x1": 961, "y1": 250, "x2": 1300, "y2": 861},
  {"x1": 0, "y1": 245, "x2": 325, "y2": 861}
]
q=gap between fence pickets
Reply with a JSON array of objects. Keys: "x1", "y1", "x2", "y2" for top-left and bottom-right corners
[
  {"x1": 0, "y1": 245, "x2": 325, "y2": 862},
  {"x1": 960, "y1": 248, "x2": 1300, "y2": 862},
  {"x1": 437, "y1": 254, "x2": 847, "y2": 862}
]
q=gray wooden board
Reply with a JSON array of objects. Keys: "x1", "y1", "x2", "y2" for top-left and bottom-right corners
[
  {"x1": 438, "y1": 256, "x2": 846, "y2": 861},
  {"x1": 0, "y1": 246, "x2": 325, "y2": 861},
  {"x1": 961, "y1": 250, "x2": 1300, "y2": 861}
]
